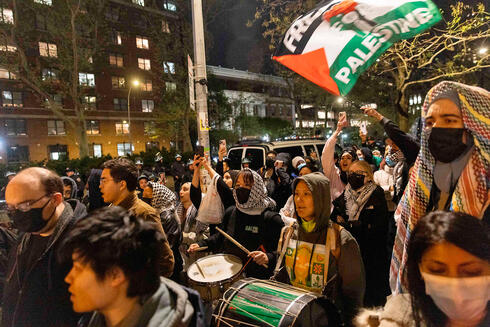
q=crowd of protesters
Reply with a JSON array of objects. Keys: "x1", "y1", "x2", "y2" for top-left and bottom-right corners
[{"x1": 0, "y1": 81, "x2": 488, "y2": 327}]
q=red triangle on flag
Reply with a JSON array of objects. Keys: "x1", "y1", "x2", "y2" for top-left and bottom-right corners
[{"x1": 273, "y1": 48, "x2": 340, "y2": 96}]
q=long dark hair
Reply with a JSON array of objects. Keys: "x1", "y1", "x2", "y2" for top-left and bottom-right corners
[{"x1": 406, "y1": 211, "x2": 490, "y2": 327}]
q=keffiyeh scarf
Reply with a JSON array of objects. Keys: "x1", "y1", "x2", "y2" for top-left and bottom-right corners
[
  {"x1": 344, "y1": 181, "x2": 377, "y2": 221},
  {"x1": 233, "y1": 168, "x2": 276, "y2": 215},
  {"x1": 390, "y1": 81, "x2": 490, "y2": 294},
  {"x1": 149, "y1": 181, "x2": 176, "y2": 213}
]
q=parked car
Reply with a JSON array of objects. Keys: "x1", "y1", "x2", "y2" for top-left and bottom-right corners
[{"x1": 227, "y1": 139, "x2": 342, "y2": 170}]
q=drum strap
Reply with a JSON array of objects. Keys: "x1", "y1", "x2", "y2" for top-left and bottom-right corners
[
  {"x1": 271, "y1": 222, "x2": 295, "y2": 280},
  {"x1": 323, "y1": 224, "x2": 343, "y2": 289}
]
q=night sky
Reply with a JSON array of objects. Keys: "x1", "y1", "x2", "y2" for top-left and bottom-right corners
[{"x1": 206, "y1": 0, "x2": 484, "y2": 74}]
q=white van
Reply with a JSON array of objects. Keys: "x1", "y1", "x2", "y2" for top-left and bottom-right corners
[{"x1": 227, "y1": 139, "x2": 342, "y2": 170}]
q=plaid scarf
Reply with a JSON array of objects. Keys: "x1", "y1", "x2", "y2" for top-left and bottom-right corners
[
  {"x1": 233, "y1": 168, "x2": 276, "y2": 215},
  {"x1": 344, "y1": 181, "x2": 377, "y2": 221},
  {"x1": 390, "y1": 81, "x2": 490, "y2": 294},
  {"x1": 149, "y1": 181, "x2": 176, "y2": 212}
]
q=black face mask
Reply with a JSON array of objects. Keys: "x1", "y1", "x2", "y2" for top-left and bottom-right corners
[
  {"x1": 10, "y1": 198, "x2": 54, "y2": 233},
  {"x1": 235, "y1": 187, "x2": 251, "y2": 204},
  {"x1": 266, "y1": 158, "x2": 275, "y2": 169},
  {"x1": 142, "y1": 197, "x2": 152, "y2": 205},
  {"x1": 340, "y1": 171, "x2": 348, "y2": 184},
  {"x1": 428, "y1": 128, "x2": 469, "y2": 163},
  {"x1": 348, "y1": 173, "x2": 365, "y2": 190}
]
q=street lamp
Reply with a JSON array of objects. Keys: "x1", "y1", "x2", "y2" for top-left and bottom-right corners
[
  {"x1": 478, "y1": 47, "x2": 487, "y2": 55},
  {"x1": 127, "y1": 79, "x2": 140, "y2": 155},
  {"x1": 337, "y1": 97, "x2": 344, "y2": 104}
]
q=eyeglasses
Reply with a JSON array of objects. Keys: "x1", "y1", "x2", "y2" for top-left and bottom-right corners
[
  {"x1": 7, "y1": 194, "x2": 49, "y2": 212},
  {"x1": 100, "y1": 178, "x2": 117, "y2": 185}
]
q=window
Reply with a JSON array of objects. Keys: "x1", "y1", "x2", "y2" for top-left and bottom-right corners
[
  {"x1": 91, "y1": 144, "x2": 102, "y2": 158},
  {"x1": 132, "y1": 0, "x2": 145, "y2": 5},
  {"x1": 5, "y1": 119, "x2": 26, "y2": 136},
  {"x1": 0, "y1": 67, "x2": 15, "y2": 79},
  {"x1": 109, "y1": 54, "x2": 124, "y2": 67},
  {"x1": 141, "y1": 99, "x2": 154, "y2": 112},
  {"x1": 51, "y1": 94, "x2": 62, "y2": 105},
  {"x1": 112, "y1": 31, "x2": 122, "y2": 45},
  {"x1": 115, "y1": 122, "x2": 129, "y2": 134},
  {"x1": 144, "y1": 121, "x2": 155, "y2": 135},
  {"x1": 136, "y1": 36, "x2": 149, "y2": 49},
  {"x1": 0, "y1": 37, "x2": 16, "y2": 52},
  {"x1": 165, "y1": 82, "x2": 176, "y2": 92},
  {"x1": 7, "y1": 145, "x2": 29, "y2": 163},
  {"x1": 48, "y1": 145, "x2": 68, "y2": 160},
  {"x1": 141, "y1": 79, "x2": 152, "y2": 91},
  {"x1": 86, "y1": 120, "x2": 100, "y2": 135},
  {"x1": 138, "y1": 58, "x2": 151, "y2": 70},
  {"x1": 146, "y1": 142, "x2": 159, "y2": 151},
  {"x1": 79, "y1": 73, "x2": 95, "y2": 87},
  {"x1": 105, "y1": 7, "x2": 119, "y2": 21},
  {"x1": 47, "y1": 120, "x2": 65, "y2": 135},
  {"x1": 0, "y1": 8, "x2": 14, "y2": 24},
  {"x1": 113, "y1": 98, "x2": 128, "y2": 111},
  {"x1": 42, "y1": 68, "x2": 59, "y2": 81},
  {"x1": 36, "y1": 14, "x2": 48, "y2": 30},
  {"x1": 82, "y1": 96, "x2": 96, "y2": 110},
  {"x1": 34, "y1": 0, "x2": 52, "y2": 5},
  {"x1": 39, "y1": 42, "x2": 57, "y2": 57},
  {"x1": 117, "y1": 143, "x2": 133, "y2": 156},
  {"x1": 274, "y1": 146, "x2": 304, "y2": 159},
  {"x1": 164, "y1": 1, "x2": 177, "y2": 11},
  {"x1": 2, "y1": 91, "x2": 22, "y2": 107},
  {"x1": 163, "y1": 61, "x2": 175, "y2": 74},
  {"x1": 162, "y1": 20, "x2": 170, "y2": 33},
  {"x1": 244, "y1": 148, "x2": 264, "y2": 171},
  {"x1": 112, "y1": 76, "x2": 125, "y2": 89}
]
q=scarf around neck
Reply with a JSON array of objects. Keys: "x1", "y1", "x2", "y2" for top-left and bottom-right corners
[
  {"x1": 233, "y1": 168, "x2": 276, "y2": 215},
  {"x1": 344, "y1": 181, "x2": 377, "y2": 221}
]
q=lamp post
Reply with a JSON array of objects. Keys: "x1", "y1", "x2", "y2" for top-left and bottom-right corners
[{"x1": 127, "y1": 79, "x2": 140, "y2": 155}]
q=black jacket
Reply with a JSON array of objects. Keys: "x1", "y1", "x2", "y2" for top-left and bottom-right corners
[
  {"x1": 160, "y1": 208, "x2": 183, "y2": 283},
  {"x1": 380, "y1": 118, "x2": 420, "y2": 166},
  {"x1": 2, "y1": 204, "x2": 81, "y2": 327},
  {"x1": 171, "y1": 161, "x2": 185, "y2": 179}
]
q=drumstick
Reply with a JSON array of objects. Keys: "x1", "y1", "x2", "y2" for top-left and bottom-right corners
[
  {"x1": 194, "y1": 246, "x2": 208, "y2": 251},
  {"x1": 215, "y1": 227, "x2": 268, "y2": 268},
  {"x1": 195, "y1": 261, "x2": 207, "y2": 278}
]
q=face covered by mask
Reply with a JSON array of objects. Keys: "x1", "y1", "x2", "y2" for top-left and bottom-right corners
[
  {"x1": 421, "y1": 272, "x2": 490, "y2": 323},
  {"x1": 142, "y1": 197, "x2": 152, "y2": 205},
  {"x1": 265, "y1": 158, "x2": 275, "y2": 169},
  {"x1": 428, "y1": 128, "x2": 470, "y2": 163},
  {"x1": 9, "y1": 197, "x2": 55, "y2": 233},
  {"x1": 348, "y1": 172, "x2": 365, "y2": 190},
  {"x1": 234, "y1": 187, "x2": 251, "y2": 204}
]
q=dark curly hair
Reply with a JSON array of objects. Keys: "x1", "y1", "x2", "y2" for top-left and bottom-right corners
[
  {"x1": 61, "y1": 206, "x2": 164, "y2": 297},
  {"x1": 102, "y1": 158, "x2": 138, "y2": 191},
  {"x1": 406, "y1": 211, "x2": 490, "y2": 327}
]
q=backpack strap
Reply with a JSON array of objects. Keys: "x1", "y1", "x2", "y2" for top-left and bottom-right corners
[{"x1": 271, "y1": 221, "x2": 295, "y2": 280}]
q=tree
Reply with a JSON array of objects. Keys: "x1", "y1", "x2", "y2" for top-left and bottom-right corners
[{"x1": 0, "y1": 0, "x2": 108, "y2": 157}]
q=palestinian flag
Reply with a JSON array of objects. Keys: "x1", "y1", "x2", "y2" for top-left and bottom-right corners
[{"x1": 273, "y1": 0, "x2": 441, "y2": 96}]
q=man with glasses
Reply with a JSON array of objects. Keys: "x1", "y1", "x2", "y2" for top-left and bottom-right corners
[
  {"x1": 100, "y1": 159, "x2": 174, "y2": 278},
  {"x1": 2, "y1": 167, "x2": 81, "y2": 327}
]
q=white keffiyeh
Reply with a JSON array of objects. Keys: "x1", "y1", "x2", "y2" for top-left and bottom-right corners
[
  {"x1": 149, "y1": 181, "x2": 176, "y2": 213},
  {"x1": 233, "y1": 168, "x2": 276, "y2": 215}
]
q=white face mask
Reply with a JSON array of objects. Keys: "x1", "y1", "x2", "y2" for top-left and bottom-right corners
[{"x1": 421, "y1": 272, "x2": 490, "y2": 322}]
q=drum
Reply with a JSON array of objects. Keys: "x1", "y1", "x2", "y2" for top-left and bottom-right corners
[
  {"x1": 213, "y1": 278, "x2": 343, "y2": 327},
  {"x1": 187, "y1": 254, "x2": 243, "y2": 302}
]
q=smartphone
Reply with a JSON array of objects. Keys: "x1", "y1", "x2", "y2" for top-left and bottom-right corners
[
  {"x1": 219, "y1": 139, "x2": 226, "y2": 151},
  {"x1": 362, "y1": 103, "x2": 377, "y2": 111},
  {"x1": 195, "y1": 145, "x2": 204, "y2": 158},
  {"x1": 339, "y1": 111, "x2": 346, "y2": 120},
  {"x1": 360, "y1": 121, "x2": 368, "y2": 135}
]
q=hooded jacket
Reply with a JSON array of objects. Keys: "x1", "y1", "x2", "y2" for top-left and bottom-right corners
[
  {"x1": 279, "y1": 172, "x2": 365, "y2": 324},
  {"x1": 84, "y1": 277, "x2": 194, "y2": 327}
]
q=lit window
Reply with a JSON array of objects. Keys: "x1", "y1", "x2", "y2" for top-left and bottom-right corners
[
  {"x1": 141, "y1": 80, "x2": 152, "y2": 92},
  {"x1": 144, "y1": 121, "x2": 155, "y2": 135},
  {"x1": 5, "y1": 119, "x2": 26, "y2": 136},
  {"x1": 39, "y1": 42, "x2": 57, "y2": 57},
  {"x1": 138, "y1": 58, "x2": 151, "y2": 70},
  {"x1": 0, "y1": 67, "x2": 16, "y2": 79},
  {"x1": 42, "y1": 68, "x2": 59, "y2": 81},
  {"x1": 47, "y1": 120, "x2": 65, "y2": 135},
  {"x1": 165, "y1": 82, "x2": 176, "y2": 92},
  {"x1": 0, "y1": 38, "x2": 16, "y2": 52},
  {"x1": 91, "y1": 144, "x2": 102, "y2": 158},
  {"x1": 0, "y1": 8, "x2": 14, "y2": 24},
  {"x1": 111, "y1": 76, "x2": 126, "y2": 89},
  {"x1": 7, "y1": 145, "x2": 29, "y2": 163},
  {"x1": 164, "y1": 1, "x2": 177, "y2": 11},
  {"x1": 112, "y1": 31, "x2": 122, "y2": 45},
  {"x1": 79, "y1": 73, "x2": 95, "y2": 87},
  {"x1": 82, "y1": 96, "x2": 96, "y2": 110},
  {"x1": 48, "y1": 144, "x2": 67, "y2": 160},
  {"x1": 1, "y1": 91, "x2": 22, "y2": 107},
  {"x1": 86, "y1": 120, "x2": 100, "y2": 135},
  {"x1": 113, "y1": 98, "x2": 128, "y2": 111},
  {"x1": 117, "y1": 142, "x2": 133, "y2": 156},
  {"x1": 49, "y1": 94, "x2": 62, "y2": 105},
  {"x1": 136, "y1": 36, "x2": 149, "y2": 49},
  {"x1": 141, "y1": 99, "x2": 154, "y2": 112},
  {"x1": 109, "y1": 54, "x2": 124, "y2": 67},
  {"x1": 318, "y1": 111, "x2": 325, "y2": 119},
  {"x1": 162, "y1": 20, "x2": 170, "y2": 33},
  {"x1": 163, "y1": 61, "x2": 175, "y2": 74},
  {"x1": 34, "y1": 0, "x2": 52, "y2": 5},
  {"x1": 115, "y1": 122, "x2": 129, "y2": 135},
  {"x1": 132, "y1": 0, "x2": 145, "y2": 5}
]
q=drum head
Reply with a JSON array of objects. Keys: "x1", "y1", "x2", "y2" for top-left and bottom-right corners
[{"x1": 187, "y1": 254, "x2": 242, "y2": 283}]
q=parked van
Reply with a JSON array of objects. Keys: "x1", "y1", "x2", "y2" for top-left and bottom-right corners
[{"x1": 227, "y1": 139, "x2": 342, "y2": 170}]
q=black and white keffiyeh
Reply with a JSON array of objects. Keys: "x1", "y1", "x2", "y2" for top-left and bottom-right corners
[
  {"x1": 344, "y1": 181, "x2": 377, "y2": 221},
  {"x1": 233, "y1": 168, "x2": 276, "y2": 215},
  {"x1": 149, "y1": 181, "x2": 176, "y2": 212}
]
